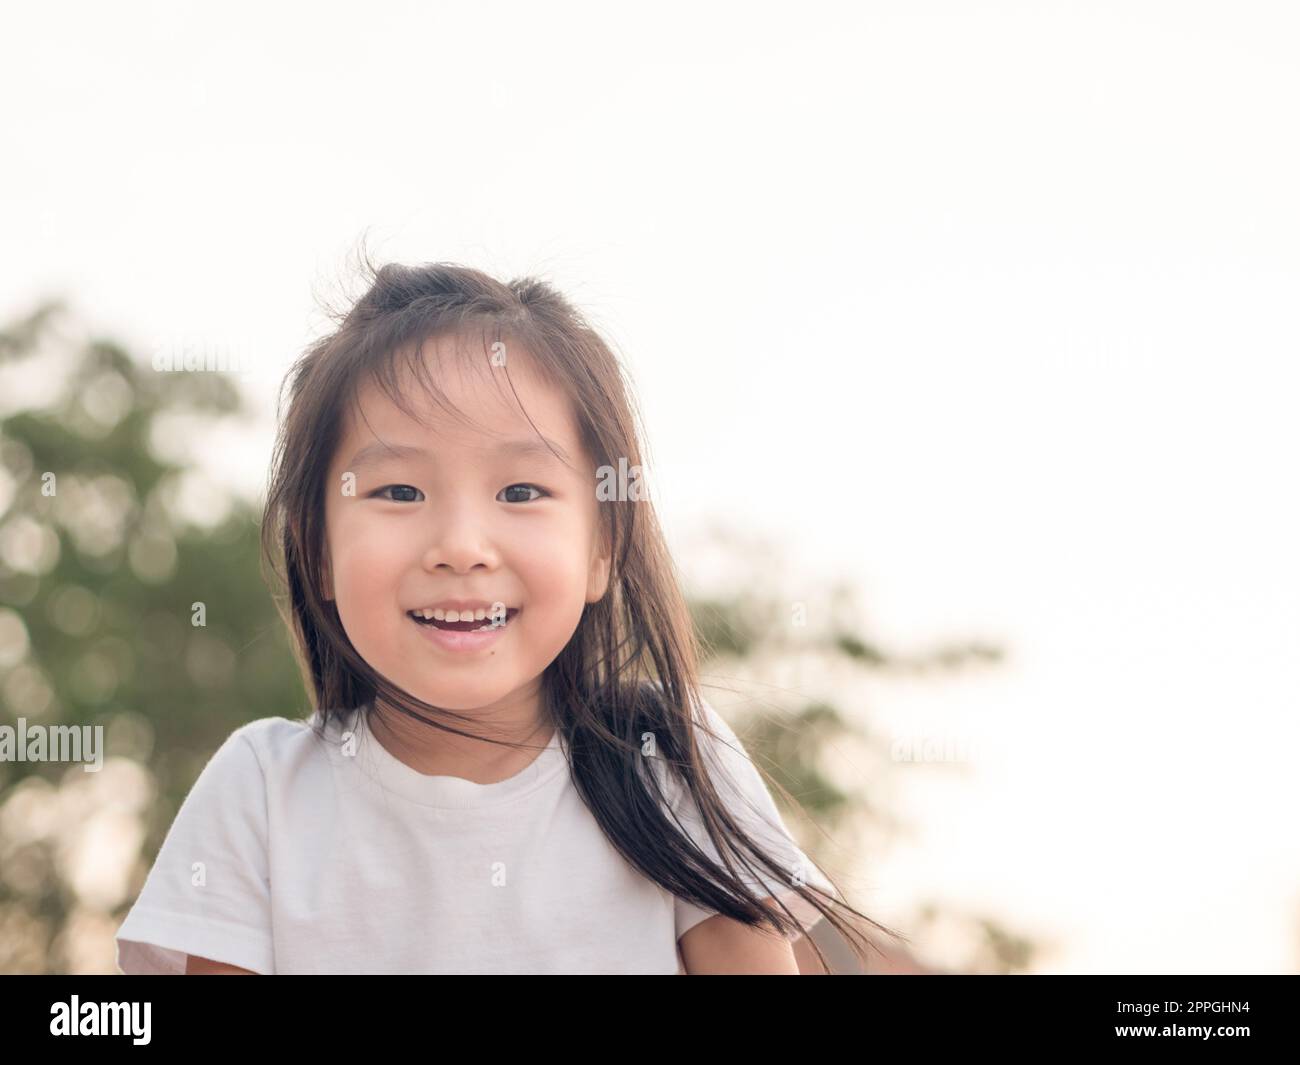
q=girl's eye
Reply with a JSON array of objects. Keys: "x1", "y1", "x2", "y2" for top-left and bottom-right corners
[
  {"x1": 372, "y1": 485, "x2": 424, "y2": 503},
  {"x1": 499, "y1": 484, "x2": 549, "y2": 504}
]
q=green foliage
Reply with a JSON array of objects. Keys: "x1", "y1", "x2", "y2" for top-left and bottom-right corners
[{"x1": 0, "y1": 302, "x2": 306, "y2": 973}]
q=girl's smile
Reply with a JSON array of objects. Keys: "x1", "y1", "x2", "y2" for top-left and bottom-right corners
[{"x1": 408, "y1": 605, "x2": 521, "y2": 653}]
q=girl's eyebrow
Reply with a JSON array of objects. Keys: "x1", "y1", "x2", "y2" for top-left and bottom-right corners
[{"x1": 347, "y1": 437, "x2": 572, "y2": 472}]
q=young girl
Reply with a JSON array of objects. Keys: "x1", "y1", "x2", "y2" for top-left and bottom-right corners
[{"x1": 114, "y1": 259, "x2": 898, "y2": 974}]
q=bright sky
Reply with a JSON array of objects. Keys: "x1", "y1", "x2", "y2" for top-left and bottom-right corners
[{"x1": 3, "y1": 1, "x2": 1297, "y2": 974}]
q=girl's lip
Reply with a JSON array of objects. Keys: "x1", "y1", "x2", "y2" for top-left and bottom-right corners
[{"x1": 408, "y1": 608, "x2": 518, "y2": 654}]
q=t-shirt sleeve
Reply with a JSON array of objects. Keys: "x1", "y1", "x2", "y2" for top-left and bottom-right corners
[
  {"x1": 114, "y1": 726, "x2": 274, "y2": 974},
  {"x1": 663, "y1": 698, "x2": 840, "y2": 943}
]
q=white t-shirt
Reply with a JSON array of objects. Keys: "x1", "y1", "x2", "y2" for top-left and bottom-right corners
[{"x1": 114, "y1": 697, "x2": 837, "y2": 974}]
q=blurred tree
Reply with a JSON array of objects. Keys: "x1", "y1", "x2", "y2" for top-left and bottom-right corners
[
  {"x1": 0, "y1": 300, "x2": 302, "y2": 973},
  {"x1": 683, "y1": 528, "x2": 1037, "y2": 974}
]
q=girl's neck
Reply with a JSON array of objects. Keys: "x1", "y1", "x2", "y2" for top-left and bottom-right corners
[{"x1": 367, "y1": 691, "x2": 554, "y2": 785}]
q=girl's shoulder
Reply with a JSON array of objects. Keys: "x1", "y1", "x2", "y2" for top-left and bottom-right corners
[
  {"x1": 634, "y1": 686, "x2": 763, "y2": 811},
  {"x1": 185, "y1": 712, "x2": 333, "y2": 794}
]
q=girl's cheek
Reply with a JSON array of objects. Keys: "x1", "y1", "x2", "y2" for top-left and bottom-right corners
[{"x1": 335, "y1": 537, "x2": 404, "y2": 597}]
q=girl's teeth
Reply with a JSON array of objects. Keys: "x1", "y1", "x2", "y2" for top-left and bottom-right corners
[
  {"x1": 422, "y1": 607, "x2": 511, "y2": 621},
  {"x1": 409, "y1": 608, "x2": 515, "y2": 632}
]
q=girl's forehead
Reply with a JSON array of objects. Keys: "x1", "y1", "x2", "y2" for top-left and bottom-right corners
[{"x1": 336, "y1": 342, "x2": 583, "y2": 462}]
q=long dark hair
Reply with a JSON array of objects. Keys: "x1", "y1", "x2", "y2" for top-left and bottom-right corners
[{"x1": 259, "y1": 250, "x2": 906, "y2": 971}]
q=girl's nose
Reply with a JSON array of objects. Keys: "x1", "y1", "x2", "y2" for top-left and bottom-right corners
[{"x1": 419, "y1": 507, "x2": 502, "y2": 574}]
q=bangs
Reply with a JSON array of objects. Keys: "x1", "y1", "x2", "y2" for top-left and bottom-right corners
[{"x1": 342, "y1": 316, "x2": 568, "y2": 460}]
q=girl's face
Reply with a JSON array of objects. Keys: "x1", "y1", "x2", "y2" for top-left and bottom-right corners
[{"x1": 321, "y1": 334, "x2": 611, "y2": 715}]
